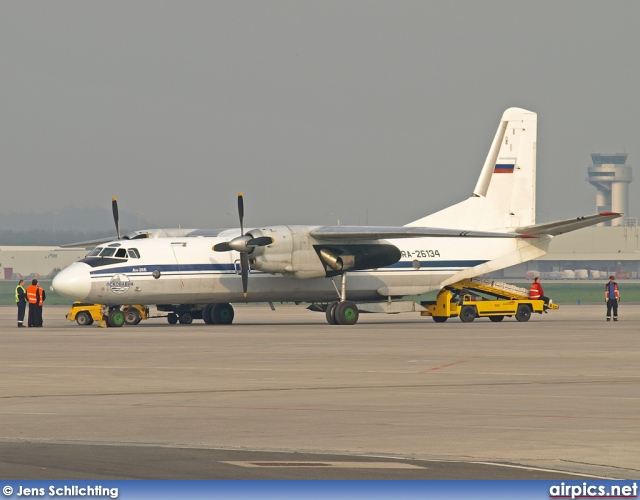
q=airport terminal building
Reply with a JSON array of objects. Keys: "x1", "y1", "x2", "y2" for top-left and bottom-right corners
[{"x1": 0, "y1": 246, "x2": 88, "y2": 281}]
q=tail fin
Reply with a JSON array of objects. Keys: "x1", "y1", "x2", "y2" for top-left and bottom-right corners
[{"x1": 407, "y1": 107, "x2": 537, "y2": 231}]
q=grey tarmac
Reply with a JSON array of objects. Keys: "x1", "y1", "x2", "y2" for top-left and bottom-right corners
[{"x1": 1, "y1": 304, "x2": 638, "y2": 479}]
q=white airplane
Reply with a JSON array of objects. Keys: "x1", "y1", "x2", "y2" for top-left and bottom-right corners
[{"x1": 52, "y1": 108, "x2": 619, "y2": 326}]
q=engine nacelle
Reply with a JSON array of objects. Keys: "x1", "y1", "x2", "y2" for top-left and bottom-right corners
[
  {"x1": 318, "y1": 248, "x2": 354, "y2": 272},
  {"x1": 248, "y1": 225, "x2": 402, "y2": 279},
  {"x1": 249, "y1": 226, "x2": 327, "y2": 279},
  {"x1": 314, "y1": 243, "x2": 401, "y2": 276}
]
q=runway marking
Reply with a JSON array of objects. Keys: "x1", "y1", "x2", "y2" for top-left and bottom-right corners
[
  {"x1": 98, "y1": 401, "x2": 640, "y2": 422},
  {"x1": 3, "y1": 376, "x2": 640, "y2": 399},
  {"x1": 5, "y1": 373, "x2": 640, "y2": 396},
  {"x1": 422, "y1": 360, "x2": 470, "y2": 371},
  {"x1": 419, "y1": 355, "x2": 484, "y2": 373},
  {"x1": 467, "y1": 461, "x2": 615, "y2": 480},
  {"x1": 224, "y1": 461, "x2": 424, "y2": 469}
]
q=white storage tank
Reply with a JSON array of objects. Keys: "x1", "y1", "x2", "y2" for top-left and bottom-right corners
[{"x1": 575, "y1": 269, "x2": 588, "y2": 279}]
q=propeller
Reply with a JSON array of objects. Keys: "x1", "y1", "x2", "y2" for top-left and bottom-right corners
[
  {"x1": 112, "y1": 197, "x2": 121, "y2": 240},
  {"x1": 213, "y1": 192, "x2": 273, "y2": 296}
]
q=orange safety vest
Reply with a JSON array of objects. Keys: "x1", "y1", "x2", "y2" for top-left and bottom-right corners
[
  {"x1": 37, "y1": 287, "x2": 45, "y2": 306},
  {"x1": 26, "y1": 285, "x2": 38, "y2": 304}
]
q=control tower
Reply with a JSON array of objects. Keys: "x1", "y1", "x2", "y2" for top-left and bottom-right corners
[{"x1": 587, "y1": 153, "x2": 633, "y2": 226}]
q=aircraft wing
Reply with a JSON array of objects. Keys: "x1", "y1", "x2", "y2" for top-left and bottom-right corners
[
  {"x1": 185, "y1": 228, "x2": 231, "y2": 237},
  {"x1": 59, "y1": 236, "x2": 120, "y2": 248},
  {"x1": 515, "y1": 212, "x2": 622, "y2": 236},
  {"x1": 309, "y1": 226, "x2": 529, "y2": 240},
  {"x1": 59, "y1": 228, "x2": 218, "y2": 248}
]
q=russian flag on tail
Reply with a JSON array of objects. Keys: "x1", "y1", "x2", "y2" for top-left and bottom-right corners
[{"x1": 494, "y1": 163, "x2": 515, "y2": 174}]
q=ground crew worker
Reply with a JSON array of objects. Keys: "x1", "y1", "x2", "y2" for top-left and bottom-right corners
[
  {"x1": 26, "y1": 278, "x2": 39, "y2": 327},
  {"x1": 529, "y1": 277, "x2": 551, "y2": 311},
  {"x1": 605, "y1": 275, "x2": 620, "y2": 322},
  {"x1": 35, "y1": 282, "x2": 46, "y2": 327},
  {"x1": 16, "y1": 279, "x2": 27, "y2": 327}
]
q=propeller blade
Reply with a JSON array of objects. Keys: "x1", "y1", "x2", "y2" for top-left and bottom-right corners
[
  {"x1": 240, "y1": 252, "x2": 249, "y2": 297},
  {"x1": 237, "y1": 192, "x2": 244, "y2": 236},
  {"x1": 247, "y1": 236, "x2": 274, "y2": 247},
  {"x1": 112, "y1": 197, "x2": 121, "y2": 240},
  {"x1": 213, "y1": 242, "x2": 232, "y2": 252},
  {"x1": 212, "y1": 193, "x2": 258, "y2": 295}
]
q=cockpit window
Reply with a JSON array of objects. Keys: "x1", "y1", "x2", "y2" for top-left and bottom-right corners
[
  {"x1": 87, "y1": 247, "x2": 129, "y2": 259},
  {"x1": 80, "y1": 245, "x2": 130, "y2": 267},
  {"x1": 99, "y1": 247, "x2": 116, "y2": 257}
]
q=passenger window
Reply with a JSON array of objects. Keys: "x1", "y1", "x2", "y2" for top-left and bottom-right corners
[
  {"x1": 100, "y1": 248, "x2": 116, "y2": 257},
  {"x1": 115, "y1": 248, "x2": 127, "y2": 258},
  {"x1": 128, "y1": 248, "x2": 140, "y2": 259}
]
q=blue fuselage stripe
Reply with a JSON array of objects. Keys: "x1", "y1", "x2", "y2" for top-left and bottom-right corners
[
  {"x1": 388, "y1": 260, "x2": 486, "y2": 268},
  {"x1": 88, "y1": 260, "x2": 488, "y2": 277}
]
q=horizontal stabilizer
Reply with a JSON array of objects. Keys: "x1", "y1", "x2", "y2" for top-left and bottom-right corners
[
  {"x1": 515, "y1": 212, "x2": 622, "y2": 236},
  {"x1": 310, "y1": 226, "x2": 527, "y2": 240}
]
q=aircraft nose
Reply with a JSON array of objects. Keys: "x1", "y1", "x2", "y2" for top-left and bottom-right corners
[{"x1": 52, "y1": 262, "x2": 92, "y2": 301}]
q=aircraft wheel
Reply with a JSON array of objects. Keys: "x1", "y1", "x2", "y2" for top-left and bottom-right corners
[
  {"x1": 515, "y1": 304, "x2": 532, "y2": 322},
  {"x1": 489, "y1": 315, "x2": 504, "y2": 322},
  {"x1": 432, "y1": 316, "x2": 448, "y2": 323},
  {"x1": 202, "y1": 304, "x2": 214, "y2": 324},
  {"x1": 124, "y1": 308, "x2": 142, "y2": 325},
  {"x1": 335, "y1": 300, "x2": 359, "y2": 325},
  {"x1": 212, "y1": 303, "x2": 234, "y2": 324},
  {"x1": 179, "y1": 313, "x2": 193, "y2": 325},
  {"x1": 167, "y1": 313, "x2": 178, "y2": 325},
  {"x1": 325, "y1": 301, "x2": 339, "y2": 325},
  {"x1": 459, "y1": 305, "x2": 477, "y2": 323},
  {"x1": 76, "y1": 311, "x2": 93, "y2": 326},
  {"x1": 107, "y1": 309, "x2": 125, "y2": 328}
]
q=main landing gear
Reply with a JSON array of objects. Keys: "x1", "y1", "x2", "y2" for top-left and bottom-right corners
[
  {"x1": 157, "y1": 303, "x2": 235, "y2": 325},
  {"x1": 202, "y1": 303, "x2": 235, "y2": 325},
  {"x1": 325, "y1": 273, "x2": 360, "y2": 325}
]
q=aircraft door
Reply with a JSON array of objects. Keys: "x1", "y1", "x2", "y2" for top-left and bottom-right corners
[{"x1": 170, "y1": 241, "x2": 201, "y2": 294}]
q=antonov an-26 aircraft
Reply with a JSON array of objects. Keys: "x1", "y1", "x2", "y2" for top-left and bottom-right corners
[{"x1": 52, "y1": 108, "x2": 619, "y2": 326}]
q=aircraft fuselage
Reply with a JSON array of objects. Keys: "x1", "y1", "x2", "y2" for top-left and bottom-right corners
[{"x1": 52, "y1": 226, "x2": 531, "y2": 306}]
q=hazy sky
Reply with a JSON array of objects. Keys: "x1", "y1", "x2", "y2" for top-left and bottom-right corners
[{"x1": 2, "y1": 1, "x2": 639, "y2": 229}]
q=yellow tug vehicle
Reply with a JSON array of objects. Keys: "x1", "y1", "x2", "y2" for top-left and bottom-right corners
[
  {"x1": 421, "y1": 277, "x2": 559, "y2": 323},
  {"x1": 66, "y1": 302, "x2": 150, "y2": 327}
]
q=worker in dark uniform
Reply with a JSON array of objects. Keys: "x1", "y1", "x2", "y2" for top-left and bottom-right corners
[
  {"x1": 16, "y1": 279, "x2": 27, "y2": 327},
  {"x1": 26, "y1": 278, "x2": 39, "y2": 327},
  {"x1": 605, "y1": 275, "x2": 620, "y2": 322},
  {"x1": 35, "y1": 281, "x2": 46, "y2": 327}
]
